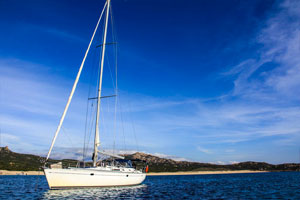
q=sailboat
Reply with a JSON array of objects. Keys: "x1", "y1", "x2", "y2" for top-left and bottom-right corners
[{"x1": 44, "y1": 0, "x2": 146, "y2": 189}]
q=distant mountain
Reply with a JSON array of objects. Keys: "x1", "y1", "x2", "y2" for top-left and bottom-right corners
[
  {"x1": 125, "y1": 152, "x2": 300, "y2": 172},
  {"x1": 0, "y1": 146, "x2": 77, "y2": 171},
  {"x1": 1, "y1": 146, "x2": 300, "y2": 172}
]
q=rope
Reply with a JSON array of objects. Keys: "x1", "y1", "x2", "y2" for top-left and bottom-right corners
[
  {"x1": 61, "y1": 126, "x2": 74, "y2": 148},
  {"x1": 110, "y1": 3, "x2": 120, "y2": 156},
  {"x1": 83, "y1": 43, "x2": 99, "y2": 161},
  {"x1": 128, "y1": 100, "x2": 139, "y2": 152},
  {"x1": 118, "y1": 97, "x2": 127, "y2": 152},
  {"x1": 46, "y1": 1, "x2": 107, "y2": 161}
]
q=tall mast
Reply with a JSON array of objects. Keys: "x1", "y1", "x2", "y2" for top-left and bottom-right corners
[
  {"x1": 45, "y1": 2, "x2": 107, "y2": 162},
  {"x1": 93, "y1": 0, "x2": 111, "y2": 167}
]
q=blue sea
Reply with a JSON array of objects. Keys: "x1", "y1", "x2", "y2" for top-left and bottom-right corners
[{"x1": 1, "y1": 172, "x2": 300, "y2": 199}]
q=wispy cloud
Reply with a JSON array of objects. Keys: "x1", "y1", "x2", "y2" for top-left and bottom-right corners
[
  {"x1": 22, "y1": 23, "x2": 88, "y2": 43},
  {"x1": 44, "y1": 28, "x2": 87, "y2": 43},
  {"x1": 197, "y1": 146, "x2": 213, "y2": 154},
  {"x1": 152, "y1": 152, "x2": 191, "y2": 161},
  {"x1": 224, "y1": 0, "x2": 300, "y2": 103},
  {"x1": 1, "y1": 0, "x2": 300, "y2": 164},
  {"x1": 0, "y1": 58, "x2": 88, "y2": 152},
  {"x1": 2, "y1": 54, "x2": 300, "y2": 163}
]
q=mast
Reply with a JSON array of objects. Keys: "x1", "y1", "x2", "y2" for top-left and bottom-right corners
[
  {"x1": 93, "y1": 0, "x2": 111, "y2": 167},
  {"x1": 45, "y1": 2, "x2": 107, "y2": 162}
]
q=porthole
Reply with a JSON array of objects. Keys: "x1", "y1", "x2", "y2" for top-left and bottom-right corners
[{"x1": 90, "y1": 173, "x2": 94, "y2": 176}]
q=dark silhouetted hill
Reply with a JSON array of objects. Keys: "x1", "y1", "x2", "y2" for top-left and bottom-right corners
[{"x1": 1, "y1": 147, "x2": 300, "y2": 172}]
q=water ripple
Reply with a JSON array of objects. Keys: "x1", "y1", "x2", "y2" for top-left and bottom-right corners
[{"x1": 1, "y1": 172, "x2": 300, "y2": 199}]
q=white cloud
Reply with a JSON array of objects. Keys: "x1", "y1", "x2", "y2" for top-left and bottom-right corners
[
  {"x1": 197, "y1": 146, "x2": 213, "y2": 154},
  {"x1": 0, "y1": 132, "x2": 36, "y2": 152},
  {"x1": 225, "y1": 0, "x2": 300, "y2": 103},
  {"x1": 152, "y1": 152, "x2": 190, "y2": 161},
  {"x1": 1, "y1": 0, "x2": 300, "y2": 164},
  {"x1": 0, "y1": 59, "x2": 68, "y2": 117},
  {"x1": 225, "y1": 149, "x2": 235, "y2": 153},
  {"x1": 21, "y1": 23, "x2": 87, "y2": 43}
]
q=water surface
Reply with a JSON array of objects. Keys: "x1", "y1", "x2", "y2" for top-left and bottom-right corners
[{"x1": 1, "y1": 172, "x2": 300, "y2": 199}]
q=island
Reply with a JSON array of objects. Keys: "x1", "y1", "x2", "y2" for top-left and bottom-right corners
[{"x1": 1, "y1": 146, "x2": 299, "y2": 175}]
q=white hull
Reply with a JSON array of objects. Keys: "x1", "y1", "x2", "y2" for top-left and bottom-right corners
[{"x1": 44, "y1": 168, "x2": 146, "y2": 189}]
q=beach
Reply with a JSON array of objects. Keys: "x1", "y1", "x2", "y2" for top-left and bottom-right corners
[
  {"x1": 147, "y1": 170, "x2": 268, "y2": 176},
  {"x1": 0, "y1": 170, "x2": 44, "y2": 175},
  {"x1": 0, "y1": 170, "x2": 267, "y2": 176}
]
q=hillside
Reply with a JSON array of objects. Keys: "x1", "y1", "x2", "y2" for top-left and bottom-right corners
[
  {"x1": 1, "y1": 146, "x2": 300, "y2": 172},
  {"x1": 125, "y1": 152, "x2": 300, "y2": 172},
  {"x1": 0, "y1": 146, "x2": 77, "y2": 171}
]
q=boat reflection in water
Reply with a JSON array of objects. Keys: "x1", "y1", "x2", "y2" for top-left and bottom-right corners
[{"x1": 42, "y1": 184, "x2": 148, "y2": 199}]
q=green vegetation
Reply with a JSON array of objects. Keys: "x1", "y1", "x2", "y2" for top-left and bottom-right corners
[
  {"x1": 125, "y1": 152, "x2": 300, "y2": 172},
  {"x1": 0, "y1": 146, "x2": 77, "y2": 171},
  {"x1": 1, "y1": 146, "x2": 300, "y2": 172}
]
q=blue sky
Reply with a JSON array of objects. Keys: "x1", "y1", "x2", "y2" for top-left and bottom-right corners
[{"x1": 1, "y1": 0, "x2": 300, "y2": 164}]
